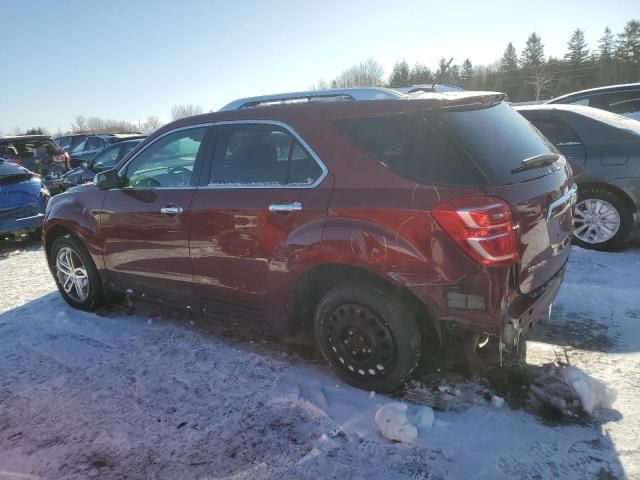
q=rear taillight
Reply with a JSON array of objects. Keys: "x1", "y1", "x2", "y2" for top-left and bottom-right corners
[
  {"x1": 432, "y1": 196, "x2": 518, "y2": 267},
  {"x1": 64, "y1": 152, "x2": 71, "y2": 168}
]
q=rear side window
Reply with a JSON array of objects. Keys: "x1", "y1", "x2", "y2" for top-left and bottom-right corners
[
  {"x1": 526, "y1": 118, "x2": 583, "y2": 146},
  {"x1": 336, "y1": 102, "x2": 556, "y2": 185},
  {"x1": 209, "y1": 124, "x2": 324, "y2": 186},
  {"x1": 335, "y1": 115, "x2": 481, "y2": 185}
]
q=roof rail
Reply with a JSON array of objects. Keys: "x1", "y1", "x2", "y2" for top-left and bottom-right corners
[{"x1": 220, "y1": 87, "x2": 405, "y2": 111}]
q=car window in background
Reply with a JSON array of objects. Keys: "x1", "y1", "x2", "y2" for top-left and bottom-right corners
[
  {"x1": 528, "y1": 118, "x2": 583, "y2": 146},
  {"x1": 56, "y1": 137, "x2": 71, "y2": 149},
  {"x1": 0, "y1": 139, "x2": 59, "y2": 159},
  {"x1": 70, "y1": 139, "x2": 87, "y2": 154},
  {"x1": 209, "y1": 124, "x2": 323, "y2": 186},
  {"x1": 567, "y1": 97, "x2": 590, "y2": 106},
  {"x1": 85, "y1": 137, "x2": 104, "y2": 151},
  {"x1": 124, "y1": 127, "x2": 206, "y2": 188},
  {"x1": 92, "y1": 144, "x2": 122, "y2": 169}
]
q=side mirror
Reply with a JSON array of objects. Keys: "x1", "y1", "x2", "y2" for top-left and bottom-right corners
[{"x1": 94, "y1": 169, "x2": 121, "y2": 190}]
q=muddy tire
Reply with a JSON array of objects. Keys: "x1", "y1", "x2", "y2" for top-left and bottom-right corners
[
  {"x1": 314, "y1": 283, "x2": 421, "y2": 393},
  {"x1": 50, "y1": 235, "x2": 105, "y2": 311},
  {"x1": 573, "y1": 186, "x2": 632, "y2": 251}
]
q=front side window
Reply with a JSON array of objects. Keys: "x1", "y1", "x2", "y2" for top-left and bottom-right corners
[
  {"x1": 124, "y1": 127, "x2": 206, "y2": 188},
  {"x1": 209, "y1": 123, "x2": 323, "y2": 186}
]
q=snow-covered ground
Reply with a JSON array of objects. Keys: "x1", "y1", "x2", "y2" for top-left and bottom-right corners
[{"x1": 0, "y1": 239, "x2": 639, "y2": 479}]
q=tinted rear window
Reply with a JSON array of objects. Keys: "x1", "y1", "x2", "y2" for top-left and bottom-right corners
[
  {"x1": 336, "y1": 102, "x2": 556, "y2": 185},
  {"x1": 0, "y1": 139, "x2": 61, "y2": 159}
]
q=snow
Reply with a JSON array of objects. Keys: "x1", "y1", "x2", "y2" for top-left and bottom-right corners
[
  {"x1": 0, "y1": 240, "x2": 639, "y2": 479},
  {"x1": 561, "y1": 366, "x2": 617, "y2": 414},
  {"x1": 491, "y1": 395, "x2": 505, "y2": 408},
  {"x1": 374, "y1": 403, "x2": 418, "y2": 443}
]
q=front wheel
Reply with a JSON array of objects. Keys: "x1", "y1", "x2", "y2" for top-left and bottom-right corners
[
  {"x1": 572, "y1": 186, "x2": 633, "y2": 250},
  {"x1": 50, "y1": 235, "x2": 104, "y2": 310},
  {"x1": 314, "y1": 283, "x2": 421, "y2": 393}
]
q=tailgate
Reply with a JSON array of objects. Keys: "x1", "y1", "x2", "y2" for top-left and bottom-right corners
[
  {"x1": 440, "y1": 102, "x2": 576, "y2": 294},
  {"x1": 482, "y1": 161, "x2": 575, "y2": 293}
]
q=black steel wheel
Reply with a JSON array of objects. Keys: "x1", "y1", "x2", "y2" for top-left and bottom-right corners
[{"x1": 315, "y1": 283, "x2": 421, "y2": 392}]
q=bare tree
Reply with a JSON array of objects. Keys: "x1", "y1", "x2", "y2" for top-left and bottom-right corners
[
  {"x1": 310, "y1": 79, "x2": 330, "y2": 90},
  {"x1": 527, "y1": 63, "x2": 554, "y2": 100},
  {"x1": 171, "y1": 104, "x2": 204, "y2": 121},
  {"x1": 70, "y1": 115, "x2": 139, "y2": 134},
  {"x1": 330, "y1": 59, "x2": 385, "y2": 88},
  {"x1": 139, "y1": 116, "x2": 164, "y2": 134}
]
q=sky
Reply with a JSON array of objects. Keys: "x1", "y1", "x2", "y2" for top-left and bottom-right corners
[{"x1": 1, "y1": 0, "x2": 638, "y2": 134}]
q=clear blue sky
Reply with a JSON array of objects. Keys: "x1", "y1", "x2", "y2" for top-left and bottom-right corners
[{"x1": 1, "y1": 0, "x2": 638, "y2": 133}]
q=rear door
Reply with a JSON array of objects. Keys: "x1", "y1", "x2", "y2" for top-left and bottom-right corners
[
  {"x1": 441, "y1": 103, "x2": 575, "y2": 294},
  {"x1": 101, "y1": 125, "x2": 210, "y2": 300},
  {"x1": 188, "y1": 121, "x2": 332, "y2": 319}
]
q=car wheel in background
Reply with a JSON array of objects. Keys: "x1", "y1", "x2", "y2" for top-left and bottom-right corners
[
  {"x1": 314, "y1": 283, "x2": 421, "y2": 393},
  {"x1": 50, "y1": 235, "x2": 104, "y2": 310},
  {"x1": 29, "y1": 228, "x2": 42, "y2": 242},
  {"x1": 572, "y1": 186, "x2": 633, "y2": 251}
]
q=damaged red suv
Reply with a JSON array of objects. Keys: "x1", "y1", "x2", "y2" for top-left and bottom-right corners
[{"x1": 43, "y1": 88, "x2": 576, "y2": 392}]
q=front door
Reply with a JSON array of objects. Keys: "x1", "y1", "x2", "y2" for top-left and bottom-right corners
[
  {"x1": 188, "y1": 121, "x2": 332, "y2": 321},
  {"x1": 101, "y1": 125, "x2": 210, "y2": 300}
]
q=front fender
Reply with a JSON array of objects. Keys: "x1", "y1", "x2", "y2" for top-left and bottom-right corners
[{"x1": 43, "y1": 187, "x2": 108, "y2": 272}]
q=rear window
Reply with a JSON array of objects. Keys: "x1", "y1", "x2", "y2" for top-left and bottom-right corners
[
  {"x1": 0, "y1": 139, "x2": 61, "y2": 159},
  {"x1": 336, "y1": 102, "x2": 556, "y2": 185}
]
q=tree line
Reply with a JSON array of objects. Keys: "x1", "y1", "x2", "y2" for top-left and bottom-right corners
[
  {"x1": 7, "y1": 103, "x2": 205, "y2": 137},
  {"x1": 315, "y1": 19, "x2": 640, "y2": 102}
]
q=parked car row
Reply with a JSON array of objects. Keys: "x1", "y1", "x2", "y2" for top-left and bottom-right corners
[{"x1": 1, "y1": 132, "x2": 146, "y2": 240}]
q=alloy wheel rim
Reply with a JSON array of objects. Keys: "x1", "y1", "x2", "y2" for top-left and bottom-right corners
[
  {"x1": 56, "y1": 246, "x2": 90, "y2": 302},
  {"x1": 573, "y1": 198, "x2": 621, "y2": 244},
  {"x1": 324, "y1": 303, "x2": 397, "y2": 380}
]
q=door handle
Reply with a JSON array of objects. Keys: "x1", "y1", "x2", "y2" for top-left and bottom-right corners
[
  {"x1": 160, "y1": 206, "x2": 184, "y2": 215},
  {"x1": 268, "y1": 202, "x2": 302, "y2": 213}
]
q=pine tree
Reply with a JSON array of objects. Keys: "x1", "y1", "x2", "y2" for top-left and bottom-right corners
[
  {"x1": 409, "y1": 63, "x2": 432, "y2": 84},
  {"x1": 598, "y1": 26, "x2": 614, "y2": 61},
  {"x1": 565, "y1": 29, "x2": 589, "y2": 66},
  {"x1": 461, "y1": 59, "x2": 473, "y2": 88},
  {"x1": 501, "y1": 42, "x2": 518, "y2": 72},
  {"x1": 520, "y1": 32, "x2": 545, "y2": 66},
  {"x1": 616, "y1": 19, "x2": 640, "y2": 63},
  {"x1": 388, "y1": 60, "x2": 411, "y2": 87}
]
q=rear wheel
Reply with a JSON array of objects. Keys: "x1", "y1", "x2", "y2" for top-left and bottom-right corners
[
  {"x1": 572, "y1": 186, "x2": 632, "y2": 250},
  {"x1": 314, "y1": 283, "x2": 421, "y2": 392},
  {"x1": 51, "y1": 235, "x2": 104, "y2": 310}
]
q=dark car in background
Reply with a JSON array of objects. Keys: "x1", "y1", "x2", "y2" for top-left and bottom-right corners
[
  {"x1": 67, "y1": 133, "x2": 145, "y2": 168},
  {"x1": 0, "y1": 159, "x2": 49, "y2": 239},
  {"x1": 61, "y1": 138, "x2": 145, "y2": 190},
  {"x1": 517, "y1": 104, "x2": 640, "y2": 250},
  {"x1": 43, "y1": 88, "x2": 575, "y2": 392},
  {"x1": 547, "y1": 83, "x2": 640, "y2": 120},
  {"x1": 0, "y1": 135, "x2": 69, "y2": 193}
]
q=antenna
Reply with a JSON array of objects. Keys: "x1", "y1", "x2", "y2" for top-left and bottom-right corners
[{"x1": 432, "y1": 57, "x2": 454, "y2": 89}]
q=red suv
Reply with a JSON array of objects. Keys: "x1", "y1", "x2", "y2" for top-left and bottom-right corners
[{"x1": 43, "y1": 88, "x2": 576, "y2": 392}]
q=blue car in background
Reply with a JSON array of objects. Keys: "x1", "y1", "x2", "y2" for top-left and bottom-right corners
[{"x1": 0, "y1": 159, "x2": 50, "y2": 240}]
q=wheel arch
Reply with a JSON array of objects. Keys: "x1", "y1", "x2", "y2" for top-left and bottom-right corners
[
  {"x1": 286, "y1": 262, "x2": 436, "y2": 338},
  {"x1": 577, "y1": 181, "x2": 636, "y2": 215}
]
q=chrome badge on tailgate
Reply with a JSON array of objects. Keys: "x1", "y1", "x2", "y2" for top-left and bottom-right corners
[{"x1": 546, "y1": 185, "x2": 577, "y2": 255}]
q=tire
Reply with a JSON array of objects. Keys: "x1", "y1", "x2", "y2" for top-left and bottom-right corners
[
  {"x1": 314, "y1": 283, "x2": 421, "y2": 393},
  {"x1": 50, "y1": 235, "x2": 104, "y2": 310},
  {"x1": 572, "y1": 186, "x2": 633, "y2": 251}
]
